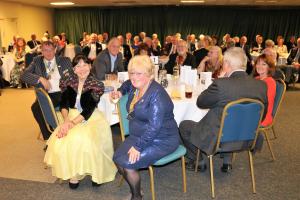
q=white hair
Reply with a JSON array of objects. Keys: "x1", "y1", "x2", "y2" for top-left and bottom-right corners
[{"x1": 223, "y1": 47, "x2": 247, "y2": 71}]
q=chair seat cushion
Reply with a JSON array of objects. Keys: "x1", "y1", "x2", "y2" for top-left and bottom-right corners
[{"x1": 153, "y1": 145, "x2": 186, "y2": 166}]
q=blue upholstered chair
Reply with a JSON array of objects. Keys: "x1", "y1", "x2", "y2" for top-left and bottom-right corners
[
  {"x1": 117, "y1": 94, "x2": 187, "y2": 200},
  {"x1": 34, "y1": 88, "x2": 59, "y2": 138},
  {"x1": 259, "y1": 79, "x2": 286, "y2": 160},
  {"x1": 195, "y1": 98, "x2": 265, "y2": 198}
]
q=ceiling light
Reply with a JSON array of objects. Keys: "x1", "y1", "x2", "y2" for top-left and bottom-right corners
[
  {"x1": 50, "y1": 2, "x2": 75, "y2": 6},
  {"x1": 180, "y1": 0, "x2": 205, "y2": 3}
]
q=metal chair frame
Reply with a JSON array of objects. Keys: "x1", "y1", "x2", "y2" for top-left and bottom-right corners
[
  {"x1": 34, "y1": 88, "x2": 59, "y2": 139},
  {"x1": 195, "y1": 98, "x2": 265, "y2": 198},
  {"x1": 259, "y1": 79, "x2": 286, "y2": 160},
  {"x1": 117, "y1": 94, "x2": 187, "y2": 200}
]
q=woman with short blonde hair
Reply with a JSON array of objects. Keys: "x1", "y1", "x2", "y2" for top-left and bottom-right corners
[{"x1": 112, "y1": 55, "x2": 180, "y2": 200}]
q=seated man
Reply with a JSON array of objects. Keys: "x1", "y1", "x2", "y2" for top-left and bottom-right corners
[
  {"x1": 179, "y1": 47, "x2": 268, "y2": 173},
  {"x1": 92, "y1": 38, "x2": 124, "y2": 81},
  {"x1": 21, "y1": 41, "x2": 73, "y2": 141},
  {"x1": 286, "y1": 37, "x2": 300, "y2": 83},
  {"x1": 164, "y1": 39, "x2": 197, "y2": 74},
  {"x1": 27, "y1": 33, "x2": 41, "y2": 50},
  {"x1": 82, "y1": 33, "x2": 102, "y2": 62}
]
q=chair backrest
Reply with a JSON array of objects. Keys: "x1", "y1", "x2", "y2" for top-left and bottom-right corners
[
  {"x1": 215, "y1": 98, "x2": 265, "y2": 153},
  {"x1": 117, "y1": 94, "x2": 129, "y2": 141},
  {"x1": 271, "y1": 79, "x2": 286, "y2": 120},
  {"x1": 34, "y1": 88, "x2": 59, "y2": 131}
]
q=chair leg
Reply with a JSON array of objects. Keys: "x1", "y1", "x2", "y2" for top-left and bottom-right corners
[
  {"x1": 231, "y1": 153, "x2": 237, "y2": 163},
  {"x1": 271, "y1": 126, "x2": 277, "y2": 139},
  {"x1": 195, "y1": 149, "x2": 200, "y2": 172},
  {"x1": 209, "y1": 155, "x2": 215, "y2": 198},
  {"x1": 181, "y1": 156, "x2": 187, "y2": 193},
  {"x1": 148, "y1": 166, "x2": 155, "y2": 200},
  {"x1": 118, "y1": 175, "x2": 124, "y2": 187},
  {"x1": 248, "y1": 151, "x2": 256, "y2": 194},
  {"x1": 263, "y1": 130, "x2": 276, "y2": 160},
  {"x1": 37, "y1": 132, "x2": 42, "y2": 140}
]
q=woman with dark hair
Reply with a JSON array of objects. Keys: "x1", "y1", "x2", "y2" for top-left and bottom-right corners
[
  {"x1": 135, "y1": 42, "x2": 150, "y2": 56},
  {"x1": 254, "y1": 54, "x2": 276, "y2": 126},
  {"x1": 44, "y1": 54, "x2": 117, "y2": 189}
]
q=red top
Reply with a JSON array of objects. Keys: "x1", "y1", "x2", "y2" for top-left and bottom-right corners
[{"x1": 256, "y1": 76, "x2": 276, "y2": 126}]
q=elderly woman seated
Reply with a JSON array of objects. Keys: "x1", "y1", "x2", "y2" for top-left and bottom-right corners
[
  {"x1": 197, "y1": 46, "x2": 223, "y2": 78},
  {"x1": 112, "y1": 55, "x2": 180, "y2": 200},
  {"x1": 164, "y1": 39, "x2": 197, "y2": 74}
]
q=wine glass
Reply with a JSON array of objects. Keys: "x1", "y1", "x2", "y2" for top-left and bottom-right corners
[{"x1": 111, "y1": 82, "x2": 120, "y2": 114}]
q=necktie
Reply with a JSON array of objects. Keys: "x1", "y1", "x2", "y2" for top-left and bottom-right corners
[{"x1": 46, "y1": 61, "x2": 51, "y2": 79}]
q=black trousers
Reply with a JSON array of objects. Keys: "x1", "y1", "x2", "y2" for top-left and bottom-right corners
[
  {"x1": 179, "y1": 120, "x2": 232, "y2": 164},
  {"x1": 31, "y1": 92, "x2": 61, "y2": 140}
]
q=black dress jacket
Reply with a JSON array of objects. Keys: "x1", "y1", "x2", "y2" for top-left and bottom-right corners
[{"x1": 164, "y1": 53, "x2": 197, "y2": 74}]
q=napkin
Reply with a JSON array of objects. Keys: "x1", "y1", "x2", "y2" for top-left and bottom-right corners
[
  {"x1": 200, "y1": 72, "x2": 212, "y2": 89},
  {"x1": 118, "y1": 72, "x2": 129, "y2": 82},
  {"x1": 180, "y1": 66, "x2": 198, "y2": 86},
  {"x1": 150, "y1": 56, "x2": 159, "y2": 65}
]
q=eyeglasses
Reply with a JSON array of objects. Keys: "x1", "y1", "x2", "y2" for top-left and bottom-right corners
[{"x1": 129, "y1": 72, "x2": 145, "y2": 77}]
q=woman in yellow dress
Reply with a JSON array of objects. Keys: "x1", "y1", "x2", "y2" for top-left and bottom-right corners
[{"x1": 44, "y1": 54, "x2": 117, "y2": 189}]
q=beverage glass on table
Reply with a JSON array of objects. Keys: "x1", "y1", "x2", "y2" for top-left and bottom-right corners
[
  {"x1": 185, "y1": 84, "x2": 193, "y2": 99},
  {"x1": 110, "y1": 81, "x2": 120, "y2": 114}
]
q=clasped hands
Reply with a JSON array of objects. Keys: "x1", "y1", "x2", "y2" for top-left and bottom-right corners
[{"x1": 56, "y1": 120, "x2": 74, "y2": 139}]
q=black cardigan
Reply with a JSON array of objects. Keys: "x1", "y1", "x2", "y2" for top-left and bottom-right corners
[{"x1": 60, "y1": 86, "x2": 100, "y2": 120}]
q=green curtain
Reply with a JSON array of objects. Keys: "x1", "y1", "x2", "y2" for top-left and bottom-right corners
[{"x1": 54, "y1": 6, "x2": 300, "y2": 44}]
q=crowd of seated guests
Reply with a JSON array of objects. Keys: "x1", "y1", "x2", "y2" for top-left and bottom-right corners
[
  {"x1": 4, "y1": 29, "x2": 296, "y2": 200},
  {"x1": 4, "y1": 30, "x2": 300, "y2": 90}
]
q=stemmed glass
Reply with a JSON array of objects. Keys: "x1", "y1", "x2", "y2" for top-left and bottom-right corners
[{"x1": 111, "y1": 77, "x2": 120, "y2": 114}]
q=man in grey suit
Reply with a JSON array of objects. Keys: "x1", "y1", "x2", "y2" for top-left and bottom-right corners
[
  {"x1": 179, "y1": 47, "x2": 268, "y2": 173},
  {"x1": 92, "y1": 37, "x2": 124, "y2": 80},
  {"x1": 21, "y1": 41, "x2": 73, "y2": 140}
]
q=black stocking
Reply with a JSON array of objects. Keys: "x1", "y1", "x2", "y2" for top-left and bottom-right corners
[{"x1": 117, "y1": 165, "x2": 142, "y2": 200}]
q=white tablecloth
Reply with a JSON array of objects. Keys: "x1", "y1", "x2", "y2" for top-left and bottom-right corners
[
  {"x1": 98, "y1": 93, "x2": 119, "y2": 125},
  {"x1": 1, "y1": 54, "x2": 15, "y2": 81},
  {"x1": 99, "y1": 79, "x2": 209, "y2": 126}
]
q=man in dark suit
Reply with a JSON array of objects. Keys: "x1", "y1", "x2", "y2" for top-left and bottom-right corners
[
  {"x1": 117, "y1": 35, "x2": 132, "y2": 71},
  {"x1": 251, "y1": 35, "x2": 265, "y2": 53},
  {"x1": 179, "y1": 47, "x2": 268, "y2": 173},
  {"x1": 239, "y1": 36, "x2": 253, "y2": 74},
  {"x1": 286, "y1": 36, "x2": 296, "y2": 52},
  {"x1": 164, "y1": 40, "x2": 197, "y2": 74},
  {"x1": 21, "y1": 41, "x2": 73, "y2": 140},
  {"x1": 27, "y1": 33, "x2": 41, "y2": 49},
  {"x1": 92, "y1": 38, "x2": 124, "y2": 81},
  {"x1": 286, "y1": 38, "x2": 300, "y2": 83},
  {"x1": 82, "y1": 33, "x2": 102, "y2": 62},
  {"x1": 193, "y1": 40, "x2": 208, "y2": 66}
]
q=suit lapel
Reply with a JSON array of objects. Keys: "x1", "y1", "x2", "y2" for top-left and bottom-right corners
[
  {"x1": 40, "y1": 57, "x2": 47, "y2": 77},
  {"x1": 106, "y1": 50, "x2": 112, "y2": 72}
]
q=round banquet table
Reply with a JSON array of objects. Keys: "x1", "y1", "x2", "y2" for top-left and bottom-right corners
[
  {"x1": 99, "y1": 79, "x2": 209, "y2": 126},
  {"x1": 0, "y1": 53, "x2": 15, "y2": 82}
]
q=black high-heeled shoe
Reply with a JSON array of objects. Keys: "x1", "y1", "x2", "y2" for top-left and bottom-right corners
[
  {"x1": 91, "y1": 180, "x2": 101, "y2": 187},
  {"x1": 69, "y1": 181, "x2": 79, "y2": 189}
]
